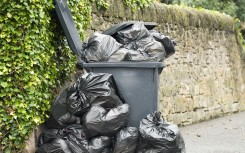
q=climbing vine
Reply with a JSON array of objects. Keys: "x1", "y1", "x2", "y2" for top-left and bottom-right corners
[
  {"x1": 0, "y1": 0, "x2": 154, "y2": 152},
  {"x1": 124, "y1": 0, "x2": 154, "y2": 11}
]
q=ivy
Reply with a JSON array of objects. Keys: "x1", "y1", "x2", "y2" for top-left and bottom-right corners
[
  {"x1": 0, "y1": 0, "x2": 154, "y2": 152},
  {"x1": 90, "y1": 0, "x2": 109, "y2": 9},
  {"x1": 0, "y1": 0, "x2": 78, "y2": 152},
  {"x1": 124, "y1": 0, "x2": 154, "y2": 11}
]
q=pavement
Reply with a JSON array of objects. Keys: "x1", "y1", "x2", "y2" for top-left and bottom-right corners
[{"x1": 180, "y1": 111, "x2": 245, "y2": 153}]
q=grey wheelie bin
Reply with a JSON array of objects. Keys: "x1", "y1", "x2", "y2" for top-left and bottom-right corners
[
  {"x1": 78, "y1": 62, "x2": 163, "y2": 127},
  {"x1": 55, "y1": 0, "x2": 164, "y2": 127}
]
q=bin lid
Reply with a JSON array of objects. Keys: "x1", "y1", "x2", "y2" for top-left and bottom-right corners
[{"x1": 54, "y1": 0, "x2": 83, "y2": 57}]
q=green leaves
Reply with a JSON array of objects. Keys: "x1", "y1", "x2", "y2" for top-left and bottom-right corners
[
  {"x1": 124, "y1": 0, "x2": 154, "y2": 11},
  {"x1": 0, "y1": 82, "x2": 8, "y2": 88},
  {"x1": 0, "y1": 0, "x2": 76, "y2": 152}
]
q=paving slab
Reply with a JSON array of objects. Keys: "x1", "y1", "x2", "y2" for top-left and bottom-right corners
[{"x1": 180, "y1": 111, "x2": 245, "y2": 153}]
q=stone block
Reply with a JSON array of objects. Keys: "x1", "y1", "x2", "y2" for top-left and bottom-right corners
[{"x1": 23, "y1": 124, "x2": 44, "y2": 153}]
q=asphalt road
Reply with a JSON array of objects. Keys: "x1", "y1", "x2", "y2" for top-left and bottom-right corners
[{"x1": 180, "y1": 111, "x2": 245, "y2": 153}]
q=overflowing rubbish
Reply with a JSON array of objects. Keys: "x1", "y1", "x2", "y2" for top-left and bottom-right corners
[
  {"x1": 83, "y1": 104, "x2": 129, "y2": 137},
  {"x1": 149, "y1": 30, "x2": 176, "y2": 58},
  {"x1": 46, "y1": 89, "x2": 80, "y2": 129},
  {"x1": 37, "y1": 124, "x2": 88, "y2": 153},
  {"x1": 88, "y1": 136, "x2": 112, "y2": 153},
  {"x1": 82, "y1": 32, "x2": 122, "y2": 62},
  {"x1": 36, "y1": 139, "x2": 72, "y2": 153},
  {"x1": 66, "y1": 73, "x2": 123, "y2": 116},
  {"x1": 115, "y1": 23, "x2": 166, "y2": 62},
  {"x1": 83, "y1": 22, "x2": 176, "y2": 63},
  {"x1": 112, "y1": 127, "x2": 139, "y2": 153},
  {"x1": 36, "y1": 72, "x2": 185, "y2": 153},
  {"x1": 137, "y1": 111, "x2": 185, "y2": 153},
  {"x1": 39, "y1": 3, "x2": 182, "y2": 151}
]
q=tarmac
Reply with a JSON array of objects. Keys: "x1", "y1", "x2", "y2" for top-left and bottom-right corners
[{"x1": 180, "y1": 111, "x2": 245, "y2": 153}]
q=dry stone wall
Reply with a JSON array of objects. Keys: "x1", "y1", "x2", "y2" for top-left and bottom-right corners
[{"x1": 87, "y1": 0, "x2": 245, "y2": 126}]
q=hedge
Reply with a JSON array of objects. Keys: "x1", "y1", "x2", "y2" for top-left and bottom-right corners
[
  {"x1": 0, "y1": 0, "x2": 153, "y2": 152},
  {"x1": 0, "y1": 0, "x2": 92, "y2": 152}
]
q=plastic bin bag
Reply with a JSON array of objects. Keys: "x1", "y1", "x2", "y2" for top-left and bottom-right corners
[
  {"x1": 108, "y1": 48, "x2": 131, "y2": 62},
  {"x1": 37, "y1": 129, "x2": 60, "y2": 147},
  {"x1": 116, "y1": 23, "x2": 150, "y2": 49},
  {"x1": 137, "y1": 112, "x2": 185, "y2": 153},
  {"x1": 149, "y1": 30, "x2": 176, "y2": 58},
  {"x1": 37, "y1": 124, "x2": 89, "y2": 153},
  {"x1": 83, "y1": 32, "x2": 122, "y2": 62},
  {"x1": 136, "y1": 36, "x2": 165, "y2": 62},
  {"x1": 112, "y1": 127, "x2": 139, "y2": 153},
  {"x1": 46, "y1": 89, "x2": 80, "y2": 128},
  {"x1": 67, "y1": 84, "x2": 90, "y2": 116},
  {"x1": 116, "y1": 23, "x2": 166, "y2": 62},
  {"x1": 88, "y1": 136, "x2": 112, "y2": 153},
  {"x1": 35, "y1": 139, "x2": 72, "y2": 153},
  {"x1": 67, "y1": 73, "x2": 123, "y2": 116},
  {"x1": 61, "y1": 124, "x2": 89, "y2": 153},
  {"x1": 83, "y1": 104, "x2": 129, "y2": 137},
  {"x1": 108, "y1": 48, "x2": 149, "y2": 62}
]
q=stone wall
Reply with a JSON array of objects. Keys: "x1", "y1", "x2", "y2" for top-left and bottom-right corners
[{"x1": 87, "y1": 0, "x2": 245, "y2": 126}]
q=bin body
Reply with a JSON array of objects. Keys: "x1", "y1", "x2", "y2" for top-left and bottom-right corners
[{"x1": 80, "y1": 62, "x2": 163, "y2": 127}]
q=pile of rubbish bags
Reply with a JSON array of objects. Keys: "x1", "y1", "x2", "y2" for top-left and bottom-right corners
[
  {"x1": 81, "y1": 22, "x2": 176, "y2": 63},
  {"x1": 36, "y1": 72, "x2": 185, "y2": 153}
]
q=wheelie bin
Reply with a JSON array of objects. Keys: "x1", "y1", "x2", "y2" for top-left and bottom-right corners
[{"x1": 55, "y1": 0, "x2": 164, "y2": 127}]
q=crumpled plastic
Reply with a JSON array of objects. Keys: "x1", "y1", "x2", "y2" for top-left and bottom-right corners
[
  {"x1": 36, "y1": 124, "x2": 89, "y2": 153},
  {"x1": 115, "y1": 23, "x2": 166, "y2": 62},
  {"x1": 108, "y1": 48, "x2": 149, "y2": 62},
  {"x1": 37, "y1": 129, "x2": 60, "y2": 147},
  {"x1": 62, "y1": 124, "x2": 89, "y2": 153},
  {"x1": 83, "y1": 32, "x2": 122, "y2": 62},
  {"x1": 83, "y1": 104, "x2": 129, "y2": 138},
  {"x1": 35, "y1": 139, "x2": 72, "y2": 153},
  {"x1": 67, "y1": 73, "x2": 123, "y2": 116},
  {"x1": 149, "y1": 30, "x2": 176, "y2": 58},
  {"x1": 108, "y1": 48, "x2": 131, "y2": 62},
  {"x1": 137, "y1": 111, "x2": 186, "y2": 153},
  {"x1": 88, "y1": 136, "x2": 112, "y2": 153},
  {"x1": 46, "y1": 89, "x2": 80, "y2": 129},
  {"x1": 112, "y1": 127, "x2": 139, "y2": 153}
]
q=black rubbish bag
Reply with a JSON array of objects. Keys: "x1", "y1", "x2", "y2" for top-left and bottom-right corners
[
  {"x1": 150, "y1": 30, "x2": 176, "y2": 58},
  {"x1": 116, "y1": 23, "x2": 149, "y2": 49},
  {"x1": 83, "y1": 104, "x2": 129, "y2": 137},
  {"x1": 108, "y1": 48, "x2": 131, "y2": 62},
  {"x1": 37, "y1": 124, "x2": 89, "y2": 153},
  {"x1": 112, "y1": 127, "x2": 139, "y2": 153},
  {"x1": 116, "y1": 23, "x2": 166, "y2": 62},
  {"x1": 37, "y1": 129, "x2": 60, "y2": 147},
  {"x1": 83, "y1": 32, "x2": 122, "y2": 62},
  {"x1": 127, "y1": 49, "x2": 149, "y2": 61},
  {"x1": 136, "y1": 36, "x2": 165, "y2": 62},
  {"x1": 67, "y1": 73, "x2": 123, "y2": 116},
  {"x1": 88, "y1": 136, "x2": 112, "y2": 153},
  {"x1": 68, "y1": 73, "x2": 123, "y2": 115},
  {"x1": 108, "y1": 48, "x2": 149, "y2": 62},
  {"x1": 176, "y1": 133, "x2": 186, "y2": 153},
  {"x1": 35, "y1": 139, "x2": 72, "y2": 153},
  {"x1": 61, "y1": 124, "x2": 89, "y2": 153},
  {"x1": 137, "y1": 111, "x2": 186, "y2": 153},
  {"x1": 46, "y1": 89, "x2": 80, "y2": 129},
  {"x1": 66, "y1": 84, "x2": 90, "y2": 116}
]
